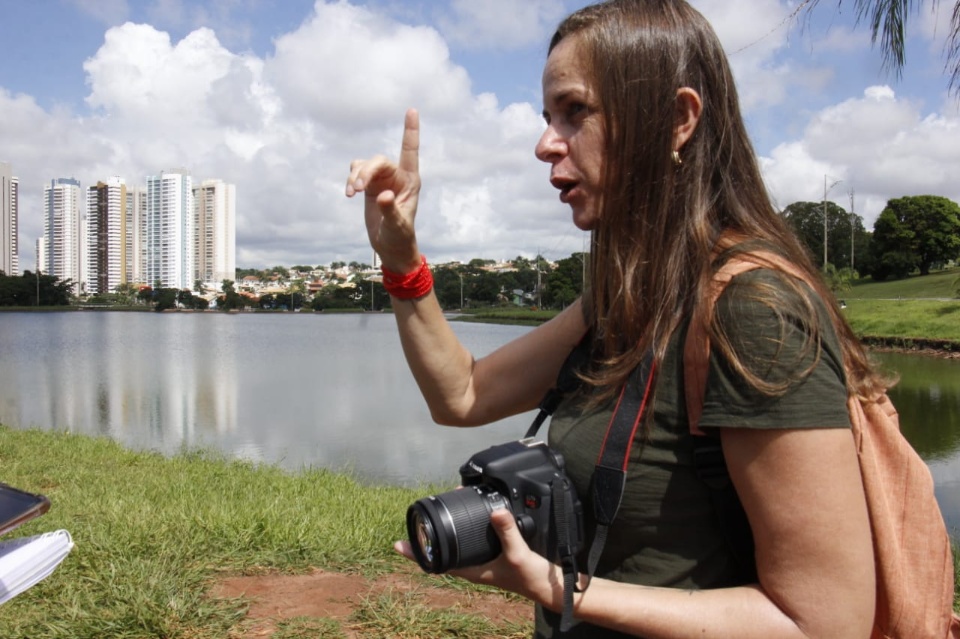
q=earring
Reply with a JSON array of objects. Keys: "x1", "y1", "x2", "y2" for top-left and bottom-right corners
[{"x1": 671, "y1": 150, "x2": 682, "y2": 166}]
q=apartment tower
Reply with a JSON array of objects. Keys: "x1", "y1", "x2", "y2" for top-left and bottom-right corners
[
  {"x1": 194, "y1": 179, "x2": 236, "y2": 287},
  {"x1": 0, "y1": 162, "x2": 18, "y2": 276},
  {"x1": 85, "y1": 177, "x2": 129, "y2": 295},
  {"x1": 127, "y1": 185, "x2": 147, "y2": 285},
  {"x1": 145, "y1": 168, "x2": 193, "y2": 289},
  {"x1": 43, "y1": 177, "x2": 83, "y2": 292}
]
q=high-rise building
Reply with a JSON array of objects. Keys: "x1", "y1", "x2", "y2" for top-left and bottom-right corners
[
  {"x1": 193, "y1": 179, "x2": 236, "y2": 287},
  {"x1": 85, "y1": 177, "x2": 129, "y2": 295},
  {"x1": 127, "y1": 185, "x2": 147, "y2": 286},
  {"x1": 43, "y1": 177, "x2": 83, "y2": 292},
  {"x1": 1, "y1": 162, "x2": 18, "y2": 276},
  {"x1": 145, "y1": 168, "x2": 193, "y2": 289}
]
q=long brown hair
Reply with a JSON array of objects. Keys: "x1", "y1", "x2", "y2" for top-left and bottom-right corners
[{"x1": 550, "y1": 0, "x2": 886, "y2": 402}]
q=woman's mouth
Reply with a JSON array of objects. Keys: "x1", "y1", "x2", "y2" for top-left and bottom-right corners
[{"x1": 551, "y1": 176, "x2": 578, "y2": 203}]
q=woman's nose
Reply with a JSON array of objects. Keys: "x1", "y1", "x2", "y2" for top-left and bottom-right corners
[{"x1": 535, "y1": 126, "x2": 566, "y2": 163}]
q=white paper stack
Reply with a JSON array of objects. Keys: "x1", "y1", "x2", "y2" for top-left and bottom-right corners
[{"x1": 0, "y1": 529, "x2": 74, "y2": 604}]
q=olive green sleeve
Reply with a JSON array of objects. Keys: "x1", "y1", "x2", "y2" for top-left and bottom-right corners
[{"x1": 698, "y1": 270, "x2": 850, "y2": 431}]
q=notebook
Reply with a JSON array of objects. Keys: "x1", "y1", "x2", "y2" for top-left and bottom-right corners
[{"x1": 0, "y1": 482, "x2": 73, "y2": 605}]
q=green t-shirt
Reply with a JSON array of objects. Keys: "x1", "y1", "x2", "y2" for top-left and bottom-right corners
[{"x1": 535, "y1": 270, "x2": 851, "y2": 638}]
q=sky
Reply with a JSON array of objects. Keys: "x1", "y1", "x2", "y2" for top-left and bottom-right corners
[{"x1": 1, "y1": 0, "x2": 959, "y2": 271}]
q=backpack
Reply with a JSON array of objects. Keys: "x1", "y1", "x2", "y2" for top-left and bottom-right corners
[{"x1": 683, "y1": 249, "x2": 960, "y2": 639}]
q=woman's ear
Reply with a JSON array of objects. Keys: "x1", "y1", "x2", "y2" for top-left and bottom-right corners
[{"x1": 673, "y1": 87, "x2": 702, "y2": 152}]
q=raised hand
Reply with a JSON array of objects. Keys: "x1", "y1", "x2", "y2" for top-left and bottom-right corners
[{"x1": 345, "y1": 108, "x2": 422, "y2": 273}]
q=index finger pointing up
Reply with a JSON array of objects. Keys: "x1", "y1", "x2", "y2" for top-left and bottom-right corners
[{"x1": 399, "y1": 108, "x2": 419, "y2": 173}]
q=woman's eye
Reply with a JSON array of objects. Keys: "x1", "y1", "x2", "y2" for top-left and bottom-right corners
[{"x1": 567, "y1": 102, "x2": 586, "y2": 119}]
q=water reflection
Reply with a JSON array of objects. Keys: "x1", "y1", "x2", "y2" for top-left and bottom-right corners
[
  {"x1": 875, "y1": 351, "x2": 960, "y2": 536},
  {"x1": 1, "y1": 314, "x2": 958, "y2": 536},
  {"x1": 875, "y1": 352, "x2": 960, "y2": 460},
  {"x1": 0, "y1": 312, "x2": 533, "y2": 486}
]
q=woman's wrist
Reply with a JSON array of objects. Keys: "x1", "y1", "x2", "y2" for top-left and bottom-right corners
[
  {"x1": 382, "y1": 254, "x2": 433, "y2": 299},
  {"x1": 379, "y1": 250, "x2": 422, "y2": 275}
]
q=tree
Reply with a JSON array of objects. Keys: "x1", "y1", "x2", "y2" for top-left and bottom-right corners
[
  {"x1": 808, "y1": 0, "x2": 960, "y2": 96},
  {"x1": 543, "y1": 254, "x2": 584, "y2": 308},
  {"x1": 469, "y1": 270, "x2": 503, "y2": 305},
  {"x1": 821, "y1": 263, "x2": 859, "y2": 295},
  {"x1": 782, "y1": 201, "x2": 869, "y2": 272},
  {"x1": 218, "y1": 279, "x2": 247, "y2": 311},
  {"x1": 511, "y1": 256, "x2": 539, "y2": 294},
  {"x1": 311, "y1": 283, "x2": 362, "y2": 310},
  {"x1": 153, "y1": 288, "x2": 177, "y2": 311},
  {"x1": 870, "y1": 195, "x2": 960, "y2": 279},
  {"x1": 115, "y1": 282, "x2": 138, "y2": 305},
  {"x1": 432, "y1": 265, "x2": 464, "y2": 309}
]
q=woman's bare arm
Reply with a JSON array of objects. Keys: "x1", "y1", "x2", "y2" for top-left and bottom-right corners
[
  {"x1": 347, "y1": 109, "x2": 588, "y2": 426},
  {"x1": 392, "y1": 294, "x2": 586, "y2": 425}
]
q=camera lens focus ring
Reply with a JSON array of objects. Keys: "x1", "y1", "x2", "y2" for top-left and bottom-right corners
[{"x1": 406, "y1": 486, "x2": 507, "y2": 573}]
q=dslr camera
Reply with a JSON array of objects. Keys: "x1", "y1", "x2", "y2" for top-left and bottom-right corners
[{"x1": 406, "y1": 438, "x2": 584, "y2": 574}]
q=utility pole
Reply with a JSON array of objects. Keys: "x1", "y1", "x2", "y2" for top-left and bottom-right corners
[
  {"x1": 849, "y1": 190, "x2": 856, "y2": 271},
  {"x1": 371, "y1": 249, "x2": 378, "y2": 312},
  {"x1": 536, "y1": 250, "x2": 542, "y2": 310},
  {"x1": 823, "y1": 175, "x2": 842, "y2": 269}
]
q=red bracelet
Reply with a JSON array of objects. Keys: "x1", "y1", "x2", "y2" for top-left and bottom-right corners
[{"x1": 381, "y1": 255, "x2": 433, "y2": 299}]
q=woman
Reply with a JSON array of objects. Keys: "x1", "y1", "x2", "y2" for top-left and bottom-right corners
[{"x1": 345, "y1": 1, "x2": 880, "y2": 636}]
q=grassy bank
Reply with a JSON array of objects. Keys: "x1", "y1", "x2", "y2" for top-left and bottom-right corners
[
  {"x1": 456, "y1": 269, "x2": 960, "y2": 350},
  {"x1": 0, "y1": 427, "x2": 958, "y2": 638},
  {"x1": 0, "y1": 427, "x2": 528, "y2": 639},
  {"x1": 843, "y1": 299, "x2": 960, "y2": 348}
]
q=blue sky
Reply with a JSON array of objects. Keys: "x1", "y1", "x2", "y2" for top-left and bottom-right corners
[{"x1": 1, "y1": 0, "x2": 958, "y2": 270}]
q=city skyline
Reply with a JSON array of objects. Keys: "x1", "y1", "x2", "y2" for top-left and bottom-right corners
[
  {"x1": 1, "y1": 0, "x2": 959, "y2": 270},
  {"x1": 7, "y1": 164, "x2": 236, "y2": 292}
]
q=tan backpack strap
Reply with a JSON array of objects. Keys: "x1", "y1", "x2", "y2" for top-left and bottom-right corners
[{"x1": 684, "y1": 249, "x2": 810, "y2": 435}]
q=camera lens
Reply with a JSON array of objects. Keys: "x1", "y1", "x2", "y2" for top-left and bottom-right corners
[{"x1": 406, "y1": 486, "x2": 507, "y2": 573}]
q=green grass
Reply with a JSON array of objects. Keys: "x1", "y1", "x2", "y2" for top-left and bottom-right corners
[
  {"x1": 847, "y1": 267, "x2": 960, "y2": 300},
  {"x1": 452, "y1": 307, "x2": 562, "y2": 326},
  {"x1": 0, "y1": 427, "x2": 525, "y2": 639},
  {"x1": 843, "y1": 299, "x2": 960, "y2": 345},
  {"x1": 0, "y1": 418, "x2": 957, "y2": 638}
]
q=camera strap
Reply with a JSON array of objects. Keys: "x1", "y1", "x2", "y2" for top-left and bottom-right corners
[
  {"x1": 529, "y1": 346, "x2": 657, "y2": 632},
  {"x1": 584, "y1": 349, "x2": 656, "y2": 577}
]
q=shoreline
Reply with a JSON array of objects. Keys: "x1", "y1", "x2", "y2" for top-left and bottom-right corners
[{"x1": 861, "y1": 336, "x2": 960, "y2": 360}]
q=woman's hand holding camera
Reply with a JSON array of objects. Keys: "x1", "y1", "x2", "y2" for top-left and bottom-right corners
[{"x1": 395, "y1": 509, "x2": 569, "y2": 613}]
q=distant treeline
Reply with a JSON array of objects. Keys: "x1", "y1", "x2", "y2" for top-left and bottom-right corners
[{"x1": 0, "y1": 270, "x2": 73, "y2": 307}]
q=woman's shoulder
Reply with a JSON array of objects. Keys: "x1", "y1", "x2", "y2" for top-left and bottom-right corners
[{"x1": 715, "y1": 266, "x2": 821, "y2": 327}]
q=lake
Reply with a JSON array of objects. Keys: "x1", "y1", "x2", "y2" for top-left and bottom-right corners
[{"x1": 1, "y1": 311, "x2": 958, "y2": 538}]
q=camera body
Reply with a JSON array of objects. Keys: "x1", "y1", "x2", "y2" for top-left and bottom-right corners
[{"x1": 407, "y1": 438, "x2": 584, "y2": 574}]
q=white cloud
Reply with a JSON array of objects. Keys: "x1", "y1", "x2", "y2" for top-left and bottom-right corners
[
  {"x1": 695, "y1": 0, "x2": 798, "y2": 110},
  {"x1": 6, "y1": 0, "x2": 957, "y2": 273},
  {"x1": 265, "y1": 2, "x2": 474, "y2": 127},
  {"x1": 762, "y1": 86, "x2": 960, "y2": 227}
]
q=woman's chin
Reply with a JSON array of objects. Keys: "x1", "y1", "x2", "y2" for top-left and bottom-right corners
[{"x1": 571, "y1": 210, "x2": 598, "y2": 232}]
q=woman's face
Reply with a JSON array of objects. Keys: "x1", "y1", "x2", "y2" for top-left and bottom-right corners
[{"x1": 536, "y1": 35, "x2": 605, "y2": 231}]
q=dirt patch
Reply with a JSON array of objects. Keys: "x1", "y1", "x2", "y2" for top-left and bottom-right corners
[{"x1": 209, "y1": 564, "x2": 532, "y2": 638}]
